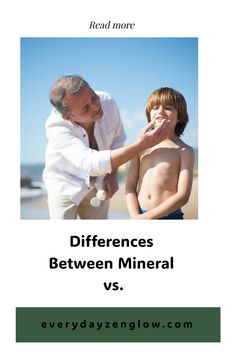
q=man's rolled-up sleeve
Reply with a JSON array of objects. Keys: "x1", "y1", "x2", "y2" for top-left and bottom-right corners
[{"x1": 61, "y1": 144, "x2": 112, "y2": 176}]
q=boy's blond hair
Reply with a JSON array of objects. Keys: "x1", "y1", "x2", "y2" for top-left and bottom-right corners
[{"x1": 146, "y1": 87, "x2": 189, "y2": 137}]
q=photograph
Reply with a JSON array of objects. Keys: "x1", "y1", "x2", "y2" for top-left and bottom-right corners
[{"x1": 21, "y1": 37, "x2": 198, "y2": 220}]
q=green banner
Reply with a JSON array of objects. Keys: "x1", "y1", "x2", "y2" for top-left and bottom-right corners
[{"x1": 16, "y1": 307, "x2": 220, "y2": 342}]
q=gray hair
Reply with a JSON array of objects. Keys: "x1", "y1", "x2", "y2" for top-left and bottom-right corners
[{"x1": 49, "y1": 75, "x2": 88, "y2": 115}]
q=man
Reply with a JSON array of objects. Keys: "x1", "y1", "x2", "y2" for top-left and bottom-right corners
[{"x1": 43, "y1": 75, "x2": 170, "y2": 219}]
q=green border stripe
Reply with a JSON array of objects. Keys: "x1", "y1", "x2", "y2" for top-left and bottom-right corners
[{"x1": 16, "y1": 307, "x2": 220, "y2": 342}]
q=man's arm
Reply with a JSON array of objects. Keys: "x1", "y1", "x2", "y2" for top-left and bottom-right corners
[
  {"x1": 133, "y1": 147, "x2": 195, "y2": 219},
  {"x1": 46, "y1": 110, "x2": 170, "y2": 176},
  {"x1": 110, "y1": 119, "x2": 170, "y2": 170}
]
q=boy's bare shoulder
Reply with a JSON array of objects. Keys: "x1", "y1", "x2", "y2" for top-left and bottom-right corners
[
  {"x1": 177, "y1": 138, "x2": 194, "y2": 157},
  {"x1": 176, "y1": 138, "x2": 193, "y2": 151},
  {"x1": 176, "y1": 138, "x2": 195, "y2": 159}
]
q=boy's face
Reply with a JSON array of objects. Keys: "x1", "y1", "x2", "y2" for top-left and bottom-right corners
[{"x1": 150, "y1": 104, "x2": 178, "y2": 132}]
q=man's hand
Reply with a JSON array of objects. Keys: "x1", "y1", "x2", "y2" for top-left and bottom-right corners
[
  {"x1": 103, "y1": 170, "x2": 119, "y2": 199},
  {"x1": 136, "y1": 119, "x2": 170, "y2": 150}
]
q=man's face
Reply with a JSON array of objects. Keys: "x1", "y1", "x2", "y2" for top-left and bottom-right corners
[{"x1": 63, "y1": 84, "x2": 103, "y2": 126}]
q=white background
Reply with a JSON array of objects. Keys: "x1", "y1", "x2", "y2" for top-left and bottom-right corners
[{"x1": 1, "y1": 0, "x2": 236, "y2": 353}]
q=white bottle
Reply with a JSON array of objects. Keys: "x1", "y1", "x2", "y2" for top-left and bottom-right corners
[{"x1": 90, "y1": 177, "x2": 107, "y2": 207}]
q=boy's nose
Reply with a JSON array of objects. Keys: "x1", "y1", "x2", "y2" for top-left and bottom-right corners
[{"x1": 157, "y1": 105, "x2": 164, "y2": 113}]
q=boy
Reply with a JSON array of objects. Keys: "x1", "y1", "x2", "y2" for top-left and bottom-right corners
[{"x1": 126, "y1": 87, "x2": 195, "y2": 219}]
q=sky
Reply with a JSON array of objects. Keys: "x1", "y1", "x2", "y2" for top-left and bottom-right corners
[{"x1": 21, "y1": 37, "x2": 198, "y2": 164}]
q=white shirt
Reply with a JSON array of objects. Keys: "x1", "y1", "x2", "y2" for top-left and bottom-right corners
[{"x1": 43, "y1": 91, "x2": 126, "y2": 204}]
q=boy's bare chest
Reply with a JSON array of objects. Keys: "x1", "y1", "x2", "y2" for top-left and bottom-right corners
[{"x1": 140, "y1": 147, "x2": 180, "y2": 174}]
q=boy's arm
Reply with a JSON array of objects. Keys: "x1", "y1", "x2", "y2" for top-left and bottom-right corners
[
  {"x1": 125, "y1": 157, "x2": 141, "y2": 217},
  {"x1": 133, "y1": 147, "x2": 195, "y2": 219}
]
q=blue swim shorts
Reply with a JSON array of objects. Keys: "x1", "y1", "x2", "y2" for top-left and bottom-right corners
[{"x1": 140, "y1": 208, "x2": 184, "y2": 219}]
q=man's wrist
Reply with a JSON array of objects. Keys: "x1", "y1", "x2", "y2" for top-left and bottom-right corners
[{"x1": 130, "y1": 140, "x2": 143, "y2": 154}]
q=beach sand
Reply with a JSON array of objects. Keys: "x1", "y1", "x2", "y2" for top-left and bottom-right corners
[{"x1": 21, "y1": 177, "x2": 198, "y2": 219}]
